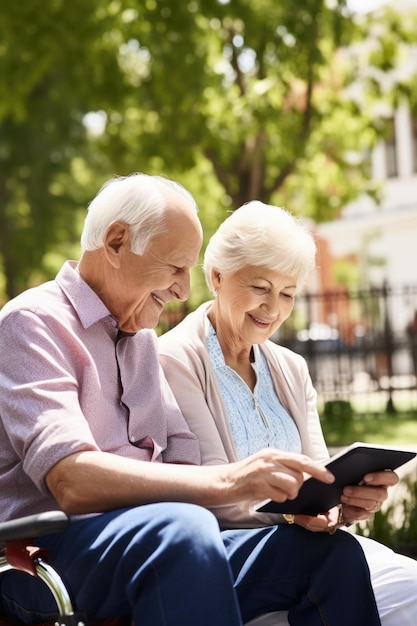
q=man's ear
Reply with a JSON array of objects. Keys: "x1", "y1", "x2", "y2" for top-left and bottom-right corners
[{"x1": 103, "y1": 221, "x2": 130, "y2": 268}]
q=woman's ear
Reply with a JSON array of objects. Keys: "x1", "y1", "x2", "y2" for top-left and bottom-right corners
[
  {"x1": 212, "y1": 269, "x2": 221, "y2": 290},
  {"x1": 103, "y1": 221, "x2": 130, "y2": 268}
]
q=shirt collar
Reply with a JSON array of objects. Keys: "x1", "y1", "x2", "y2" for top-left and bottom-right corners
[
  {"x1": 204, "y1": 313, "x2": 261, "y2": 372},
  {"x1": 56, "y1": 260, "x2": 116, "y2": 330}
]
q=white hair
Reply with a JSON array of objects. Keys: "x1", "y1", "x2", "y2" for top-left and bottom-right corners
[
  {"x1": 203, "y1": 201, "x2": 317, "y2": 293},
  {"x1": 80, "y1": 173, "x2": 198, "y2": 254}
]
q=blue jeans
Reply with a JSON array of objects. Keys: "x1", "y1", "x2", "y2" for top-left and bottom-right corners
[{"x1": 1, "y1": 503, "x2": 380, "y2": 626}]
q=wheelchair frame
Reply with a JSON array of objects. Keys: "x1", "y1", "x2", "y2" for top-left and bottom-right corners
[{"x1": 0, "y1": 511, "x2": 84, "y2": 626}]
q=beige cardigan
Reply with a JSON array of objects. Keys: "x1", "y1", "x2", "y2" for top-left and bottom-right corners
[{"x1": 159, "y1": 302, "x2": 329, "y2": 528}]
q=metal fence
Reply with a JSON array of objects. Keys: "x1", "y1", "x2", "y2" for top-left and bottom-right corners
[
  {"x1": 160, "y1": 283, "x2": 417, "y2": 414},
  {"x1": 273, "y1": 283, "x2": 417, "y2": 414}
]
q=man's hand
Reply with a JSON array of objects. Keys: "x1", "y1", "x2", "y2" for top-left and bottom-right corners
[{"x1": 223, "y1": 448, "x2": 335, "y2": 509}]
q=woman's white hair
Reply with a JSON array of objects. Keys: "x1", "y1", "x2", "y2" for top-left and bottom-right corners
[
  {"x1": 80, "y1": 173, "x2": 197, "y2": 255},
  {"x1": 203, "y1": 200, "x2": 317, "y2": 293}
]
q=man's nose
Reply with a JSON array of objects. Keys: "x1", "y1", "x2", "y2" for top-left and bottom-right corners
[{"x1": 175, "y1": 271, "x2": 191, "y2": 301}]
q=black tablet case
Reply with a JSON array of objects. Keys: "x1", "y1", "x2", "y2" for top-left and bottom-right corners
[{"x1": 256, "y1": 443, "x2": 416, "y2": 516}]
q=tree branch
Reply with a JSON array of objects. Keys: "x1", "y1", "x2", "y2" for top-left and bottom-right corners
[
  {"x1": 227, "y1": 26, "x2": 246, "y2": 96},
  {"x1": 267, "y1": 15, "x2": 318, "y2": 197},
  {"x1": 204, "y1": 147, "x2": 234, "y2": 198}
]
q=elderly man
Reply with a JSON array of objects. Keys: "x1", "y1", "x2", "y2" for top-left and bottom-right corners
[{"x1": 0, "y1": 174, "x2": 381, "y2": 626}]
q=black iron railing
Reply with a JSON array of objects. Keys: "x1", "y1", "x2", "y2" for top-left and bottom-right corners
[
  {"x1": 274, "y1": 283, "x2": 417, "y2": 414},
  {"x1": 159, "y1": 284, "x2": 417, "y2": 414}
]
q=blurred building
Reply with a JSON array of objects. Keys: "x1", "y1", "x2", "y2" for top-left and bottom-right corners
[{"x1": 315, "y1": 0, "x2": 417, "y2": 333}]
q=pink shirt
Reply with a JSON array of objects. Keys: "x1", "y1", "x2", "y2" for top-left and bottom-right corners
[{"x1": 0, "y1": 261, "x2": 200, "y2": 521}]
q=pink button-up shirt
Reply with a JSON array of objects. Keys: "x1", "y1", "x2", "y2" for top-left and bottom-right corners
[{"x1": 0, "y1": 261, "x2": 200, "y2": 521}]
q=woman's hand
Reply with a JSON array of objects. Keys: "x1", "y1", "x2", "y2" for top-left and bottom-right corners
[
  {"x1": 340, "y1": 470, "x2": 399, "y2": 524},
  {"x1": 290, "y1": 506, "x2": 340, "y2": 532},
  {"x1": 282, "y1": 470, "x2": 399, "y2": 532}
]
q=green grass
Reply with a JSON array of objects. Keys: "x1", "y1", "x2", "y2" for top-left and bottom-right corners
[
  {"x1": 321, "y1": 412, "x2": 417, "y2": 447},
  {"x1": 321, "y1": 407, "x2": 417, "y2": 554}
]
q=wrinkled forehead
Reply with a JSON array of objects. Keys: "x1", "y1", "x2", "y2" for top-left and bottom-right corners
[
  {"x1": 164, "y1": 191, "x2": 202, "y2": 235},
  {"x1": 152, "y1": 206, "x2": 202, "y2": 266}
]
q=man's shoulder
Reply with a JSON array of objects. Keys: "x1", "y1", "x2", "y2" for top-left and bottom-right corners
[{"x1": 0, "y1": 280, "x2": 59, "y2": 320}]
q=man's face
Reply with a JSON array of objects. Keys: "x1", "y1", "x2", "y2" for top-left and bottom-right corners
[{"x1": 105, "y1": 197, "x2": 202, "y2": 332}]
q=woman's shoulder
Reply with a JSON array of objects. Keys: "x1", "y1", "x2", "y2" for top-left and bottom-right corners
[
  {"x1": 262, "y1": 339, "x2": 308, "y2": 371},
  {"x1": 158, "y1": 302, "x2": 210, "y2": 358}
]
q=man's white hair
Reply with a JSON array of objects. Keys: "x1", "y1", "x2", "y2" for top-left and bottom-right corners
[
  {"x1": 80, "y1": 173, "x2": 198, "y2": 255},
  {"x1": 203, "y1": 201, "x2": 317, "y2": 293}
]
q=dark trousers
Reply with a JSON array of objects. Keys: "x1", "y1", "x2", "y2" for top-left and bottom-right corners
[
  {"x1": 223, "y1": 523, "x2": 380, "y2": 625},
  {"x1": 1, "y1": 503, "x2": 380, "y2": 626}
]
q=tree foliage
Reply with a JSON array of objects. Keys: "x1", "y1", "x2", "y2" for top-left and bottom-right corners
[
  {"x1": 0, "y1": 0, "x2": 126, "y2": 299},
  {"x1": 0, "y1": 0, "x2": 416, "y2": 302},
  {"x1": 94, "y1": 0, "x2": 366, "y2": 212}
]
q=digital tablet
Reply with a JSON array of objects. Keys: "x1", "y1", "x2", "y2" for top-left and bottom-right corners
[{"x1": 255, "y1": 442, "x2": 416, "y2": 516}]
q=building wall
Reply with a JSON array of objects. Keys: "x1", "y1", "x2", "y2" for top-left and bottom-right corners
[
  {"x1": 316, "y1": 98, "x2": 417, "y2": 332},
  {"x1": 315, "y1": 0, "x2": 417, "y2": 304}
]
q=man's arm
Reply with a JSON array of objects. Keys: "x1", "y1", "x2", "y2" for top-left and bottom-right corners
[{"x1": 46, "y1": 448, "x2": 335, "y2": 514}]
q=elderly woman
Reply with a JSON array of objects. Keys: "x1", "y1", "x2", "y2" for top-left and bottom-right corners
[{"x1": 159, "y1": 201, "x2": 417, "y2": 626}]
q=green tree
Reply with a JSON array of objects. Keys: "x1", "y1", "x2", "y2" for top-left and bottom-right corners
[
  {"x1": 0, "y1": 0, "x2": 127, "y2": 300},
  {"x1": 96, "y1": 0, "x2": 416, "y2": 221},
  {"x1": 93, "y1": 0, "x2": 363, "y2": 215},
  {"x1": 1, "y1": 0, "x2": 416, "y2": 302}
]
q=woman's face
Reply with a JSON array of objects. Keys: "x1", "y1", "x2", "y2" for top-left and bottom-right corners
[{"x1": 213, "y1": 265, "x2": 297, "y2": 347}]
